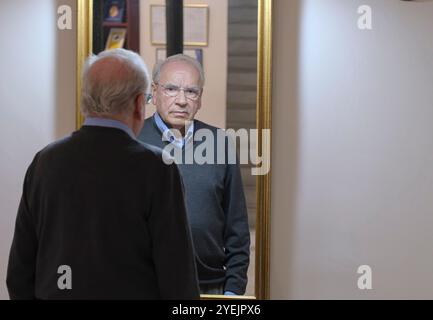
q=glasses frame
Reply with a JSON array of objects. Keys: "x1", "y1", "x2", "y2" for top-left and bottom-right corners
[{"x1": 154, "y1": 82, "x2": 203, "y2": 101}]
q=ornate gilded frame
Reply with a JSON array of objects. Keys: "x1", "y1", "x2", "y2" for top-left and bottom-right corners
[
  {"x1": 76, "y1": 0, "x2": 92, "y2": 129},
  {"x1": 76, "y1": 0, "x2": 272, "y2": 300}
]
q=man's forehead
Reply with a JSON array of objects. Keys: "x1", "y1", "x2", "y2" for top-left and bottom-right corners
[{"x1": 160, "y1": 60, "x2": 200, "y2": 78}]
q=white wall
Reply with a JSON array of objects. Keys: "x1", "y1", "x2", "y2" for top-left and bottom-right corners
[
  {"x1": 140, "y1": 0, "x2": 228, "y2": 129},
  {"x1": 271, "y1": 0, "x2": 433, "y2": 299},
  {"x1": 0, "y1": 0, "x2": 76, "y2": 300}
]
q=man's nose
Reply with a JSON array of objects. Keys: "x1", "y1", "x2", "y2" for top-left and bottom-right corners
[{"x1": 176, "y1": 89, "x2": 188, "y2": 105}]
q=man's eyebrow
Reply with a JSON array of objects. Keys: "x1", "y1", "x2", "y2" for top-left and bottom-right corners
[{"x1": 165, "y1": 83, "x2": 200, "y2": 90}]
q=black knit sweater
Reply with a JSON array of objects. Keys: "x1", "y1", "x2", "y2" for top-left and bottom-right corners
[{"x1": 7, "y1": 126, "x2": 199, "y2": 299}]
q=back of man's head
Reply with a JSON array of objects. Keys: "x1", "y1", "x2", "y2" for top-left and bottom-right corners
[{"x1": 81, "y1": 49, "x2": 151, "y2": 118}]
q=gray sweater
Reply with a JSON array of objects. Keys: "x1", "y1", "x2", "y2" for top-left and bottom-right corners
[{"x1": 138, "y1": 116, "x2": 250, "y2": 294}]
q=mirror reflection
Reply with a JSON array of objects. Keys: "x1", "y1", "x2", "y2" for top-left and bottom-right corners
[{"x1": 92, "y1": 0, "x2": 258, "y2": 296}]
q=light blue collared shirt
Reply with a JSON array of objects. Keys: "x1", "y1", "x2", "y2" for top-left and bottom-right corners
[
  {"x1": 153, "y1": 112, "x2": 194, "y2": 148},
  {"x1": 84, "y1": 117, "x2": 136, "y2": 140}
]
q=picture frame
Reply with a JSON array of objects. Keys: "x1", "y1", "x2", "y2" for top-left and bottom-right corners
[
  {"x1": 105, "y1": 28, "x2": 127, "y2": 50},
  {"x1": 150, "y1": 5, "x2": 209, "y2": 46},
  {"x1": 156, "y1": 48, "x2": 203, "y2": 66},
  {"x1": 103, "y1": 0, "x2": 126, "y2": 22}
]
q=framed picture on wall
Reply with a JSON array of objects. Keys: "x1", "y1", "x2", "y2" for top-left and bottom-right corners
[
  {"x1": 105, "y1": 28, "x2": 127, "y2": 50},
  {"x1": 150, "y1": 5, "x2": 209, "y2": 46},
  {"x1": 156, "y1": 48, "x2": 203, "y2": 66},
  {"x1": 104, "y1": 0, "x2": 126, "y2": 22}
]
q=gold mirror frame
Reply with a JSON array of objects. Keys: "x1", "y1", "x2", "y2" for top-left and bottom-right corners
[{"x1": 76, "y1": 0, "x2": 272, "y2": 300}]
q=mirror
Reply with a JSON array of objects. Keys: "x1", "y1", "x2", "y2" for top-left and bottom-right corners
[{"x1": 76, "y1": 0, "x2": 272, "y2": 299}]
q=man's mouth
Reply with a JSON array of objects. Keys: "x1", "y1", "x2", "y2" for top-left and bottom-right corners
[{"x1": 170, "y1": 111, "x2": 188, "y2": 117}]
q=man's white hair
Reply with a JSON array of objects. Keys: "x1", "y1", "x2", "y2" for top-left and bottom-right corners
[
  {"x1": 153, "y1": 54, "x2": 205, "y2": 87},
  {"x1": 81, "y1": 48, "x2": 151, "y2": 117}
]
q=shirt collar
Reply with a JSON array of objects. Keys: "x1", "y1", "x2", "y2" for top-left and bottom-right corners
[
  {"x1": 153, "y1": 112, "x2": 194, "y2": 148},
  {"x1": 83, "y1": 117, "x2": 136, "y2": 140}
]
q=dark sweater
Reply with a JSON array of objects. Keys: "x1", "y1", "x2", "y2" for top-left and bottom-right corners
[
  {"x1": 7, "y1": 126, "x2": 199, "y2": 300},
  {"x1": 138, "y1": 117, "x2": 250, "y2": 294}
]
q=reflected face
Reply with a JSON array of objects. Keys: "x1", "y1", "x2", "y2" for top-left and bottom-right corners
[{"x1": 152, "y1": 61, "x2": 202, "y2": 130}]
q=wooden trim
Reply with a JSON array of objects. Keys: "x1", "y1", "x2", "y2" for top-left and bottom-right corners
[
  {"x1": 76, "y1": 0, "x2": 93, "y2": 129},
  {"x1": 255, "y1": 0, "x2": 273, "y2": 300},
  {"x1": 127, "y1": 0, "x2": 140, "y2": 52}
]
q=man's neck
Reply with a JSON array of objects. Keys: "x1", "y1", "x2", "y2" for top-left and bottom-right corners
[
  {"x1": 157, "y1": 114, "x2": 192, "y2": 137},
  {"x1": 87, "y1": 114, "x2": 137, "y2": 136}
]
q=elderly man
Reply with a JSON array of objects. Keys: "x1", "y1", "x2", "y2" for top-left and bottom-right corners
[
  {"x1": 7, "y1": 49, "x2": 199, "y2": 300},
  {"x1": 138, "y1": 54, "x2": 250, "y2": 295}
]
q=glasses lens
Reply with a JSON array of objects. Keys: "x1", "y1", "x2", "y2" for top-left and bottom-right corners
[
  {"x1": 160, "y1": 84, "x2": 200, "y2": 100},
  {"x1": 185, "y1": 89, "x2": 200, "y2": 100},
  {"x1": 163, "y1": 85, "x2": 180, "y2": 97}
]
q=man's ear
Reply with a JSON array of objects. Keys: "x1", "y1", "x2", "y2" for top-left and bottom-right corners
[
  {"x1": 134, "y1": 93, "x2": 146, "y2": 120},
  {"x1": 151, "y1": 83, "x2": 157, "y2": 105},
  {"x1": 197, "y1": 88, "x2": 203, "y2": 110}
]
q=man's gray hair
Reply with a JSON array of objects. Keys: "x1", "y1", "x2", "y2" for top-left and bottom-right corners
[
  {"x1": 153, "y1": 54, "x2": 205, "y2": 88},
  {"x1": 81, "y1": 48, "x2": 151, "y2": 117}
]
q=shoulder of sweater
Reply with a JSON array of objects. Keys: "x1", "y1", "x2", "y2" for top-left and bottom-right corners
[
  {"x1": 194, "y1": 119, "x2": 221, "y2": 133},
  {"x1": 36, "y1": 134, "x2": 74, "y2": 157},
  {"x1": 139, "y1": 116, "x2": 160, "y2": 136},
  {"x1": 37, "y1": 127, "x2": 165, "y2": 165},
  {"x1": 143, "y1": 116, "x2": 156, "y2": 127}
]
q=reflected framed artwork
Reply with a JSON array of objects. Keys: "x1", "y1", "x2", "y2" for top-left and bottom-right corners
[
  {"x1": 156, "y1": 48, "x2": 203, "y2": 66},
  {"x1": 150, "y1": 4, "x2": 209, "y2": 46},
  {"x1": 105, "y1": 28, "x2": 126, "y2": 50}
]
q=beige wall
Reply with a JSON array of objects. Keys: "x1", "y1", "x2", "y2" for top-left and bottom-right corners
[
  {"x1": 271, "y1": 0, "x2": 433, "y2": 299},
  {"x1": 140, "y1": 0, "x2": 228, "y2": 129},
  {"x1": 0, "y1": 0, "x2": 76, "y2": 299}
]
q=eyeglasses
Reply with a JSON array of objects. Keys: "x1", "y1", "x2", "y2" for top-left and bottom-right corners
[
  {"x1": 145, "y1": 93, "x2": 152, "y2": 104},
  {"x1": 155, "y1": 83, "x2": 202, "y2": 101}
]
